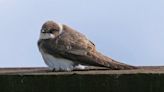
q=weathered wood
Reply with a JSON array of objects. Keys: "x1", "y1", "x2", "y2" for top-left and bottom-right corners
[{"x1": 0, "y1": 67, "x2": 164, "y2": 92}]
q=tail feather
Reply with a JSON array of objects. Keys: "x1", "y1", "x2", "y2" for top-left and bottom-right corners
[{"x1": 90, "y1": 51, "x2": 137, "y2": 70}]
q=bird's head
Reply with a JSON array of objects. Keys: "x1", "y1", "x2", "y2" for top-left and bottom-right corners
[{"x1": 39, "y1": 21, "x2": 63, "y2": 40}]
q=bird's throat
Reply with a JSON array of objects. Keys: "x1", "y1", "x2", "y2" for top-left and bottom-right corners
[{"x1": 39, "y1": 33, "x2": 55, "y2": 40}]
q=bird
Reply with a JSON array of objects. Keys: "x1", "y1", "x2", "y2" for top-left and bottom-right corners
[{"x1": 38, "y1": 20, "x2": 136, "y2": 71}]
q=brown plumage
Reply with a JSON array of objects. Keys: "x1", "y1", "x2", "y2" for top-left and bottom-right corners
[{"x1": 38, "y1": 21, "x2": 137, "y2": 71}]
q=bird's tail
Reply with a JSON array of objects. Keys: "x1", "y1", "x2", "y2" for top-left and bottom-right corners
[{"x1": 90, "y1": 51, "x2": 137, "y2": 70}]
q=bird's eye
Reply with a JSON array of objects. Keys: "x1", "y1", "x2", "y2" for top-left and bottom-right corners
[
  {"x1": 49, "y1": 29, "x2": 58, "y2": 33},
  {"x1": 41, "y1": 29, "x2": 46, "y2": 33},
  {"x1": 49, "y1": 29, "x2": 54, "y2": 33}
]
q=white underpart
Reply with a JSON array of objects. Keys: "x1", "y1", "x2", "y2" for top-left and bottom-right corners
[
  {"x1": 39, "y1": 49, "x2": 87, "y2": 71},
  {"x1": 39, "y1": 33, "x2": 55, "y2": 40},
  {"x1": 75, "y1": 64, "x2": 88, "y2": 70}
]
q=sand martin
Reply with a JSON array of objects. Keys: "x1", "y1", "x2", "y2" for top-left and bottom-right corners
[{"x1": 38, "y1": 21, "x2": 136, "y2": 71}]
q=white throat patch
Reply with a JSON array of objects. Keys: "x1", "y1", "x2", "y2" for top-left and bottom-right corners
[{"x1": 39, "y1": 33, "x2": 55, "y2": 40}]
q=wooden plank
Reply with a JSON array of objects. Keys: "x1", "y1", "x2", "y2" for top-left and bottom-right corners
[{"x1": 0, "y1": 66, "x2": 164, "y2": 92}]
